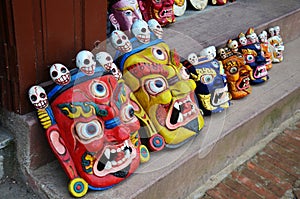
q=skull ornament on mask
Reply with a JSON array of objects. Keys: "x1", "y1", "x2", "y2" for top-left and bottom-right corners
[
  {"x1": 199, "y1": 46, "x2": 217, "y2": 61},
  {"x1": 117, "y1": 35, "x2": 204, "y2": 148},
  {"x1": 111, "y1": 30, "x2": 133, "y2": 53},
  {"x1": 138, "y1": 0, "x2": 176, "y2": 27},
  {"x1": 28, "y1": 66, "x2": 145, "y2": 197},
  {"x1": 29, "y1": 86, "x2": 49, "y2": 110},
  {"x1": 148, "y1": 19, "x2": 163, "y2": 39},
  {"x1": 131, "y1": 19, "x2": 151, "y2": 44},
  {"x1": 76, "y1": 50, "x2": 96, "y2": 76},
  {"x1": 188, "y1": 53, "x2": 199, "y2": 66},
  {"x1": 96, "y1": 51, "x2": 114, "y2": 71},
  {"x1": 50, "y1": 63, "x2": 71, "y2": 85},
  {"x1": 184, "y1": 56, "x2": 231, "y2": 115}
]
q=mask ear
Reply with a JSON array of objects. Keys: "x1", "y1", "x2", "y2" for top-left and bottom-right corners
[
  {"x1": 170, "y1": 49, "x2": 180, "y2": 66},
  {"x1": 109, "y1": 13, "x2": 120, "y2": 30}
]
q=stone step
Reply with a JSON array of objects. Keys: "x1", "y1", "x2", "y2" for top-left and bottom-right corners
[
  {"x1": 21, "y1": 0, "x2": 300, "y2": 198},
  {"x1": 0, "y1": 126, "x2": 15, "y2": 179}
]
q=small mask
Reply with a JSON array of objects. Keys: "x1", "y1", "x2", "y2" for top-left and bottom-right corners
[
  {"x1": 239, "y1": 28, "x2": 269, "y2": 84},
  {"x1": 185, "y1": 56, "x2": 231, "y2": 115},
  {"x1": 173, "y1": 0, "x2": 187, "y2": 16},
  {"x1": 76, "y1": 50, "x2": 96, "y2": 75},
  {"x1": 268, "y1": 35, "x2": 284, "y2": 63},
  {"x1": 108, "y1": 0, "x2": 143, "y2": 34},
  {"x1": 218, "y1": 50, "x2": 252, "y2": 99},
  {"x1": 259, "y1": 31, "x2": 272, "y2": 70},
  {"x1": 138, "y1": 0, "x2": 176, "y2": 27},
  {"x1": 211, "y1": 0, "x2": 228, "y2": 5},
  {"x1": 189, "y1": 0, "x2": 208, "y2": 10}
]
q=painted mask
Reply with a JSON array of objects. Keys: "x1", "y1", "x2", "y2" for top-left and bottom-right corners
[
  {"x1": 108, "y1": 0, "x2": 143, "y2": 34},
  {"x1": 239, "y1": 28, "x2": 269, "y2": 85},
  {"x1": 138, "y1": 0, "x2": 176, "y2": 26},
  {"x1": 173, "y1": 0, "x2": 187, "y2": 16},
  {"x1": 189, "y1": 0, "x2": 208, "y2": 10},
  {"x1": 116, "y1": 34, "x2": 205, "y2": 148},
  {"x1": 268, "y1": 35, "x2": 284, "y2": 63},
  {"x1": 258, "y1": 31, "x2": 272, "y2": 70},
  {"x1": 218, "y1": 48, "x2": 252, "y2": 99},
  {"x1": 29, "y1": 67, "x2": 144, "y2": 197},
  {"x1": 184, "y1": 56, "x2": 231, "y2": 115},
  {"x1": 211, "y1": 0, "x2": 228, "y2": 5}
]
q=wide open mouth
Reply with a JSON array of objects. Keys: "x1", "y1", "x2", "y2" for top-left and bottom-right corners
[
  {"x1": 211, "y1": 86, "x2": 230, "y2": 106},
  {"x1": 254, "y1": 65, "x2": 268, "y2": 78},
  {"x1": 237, "y1": 76, "x2": 250, "y2": 91},
  {"x1": 157, "y1": 93, "x2": 199, "y2": 130},
  {"x1": 93, "y1": 140, "x2": 136, "y2": 178},
  {"x1": 159, "y1": 7, "x2": 173, "y2": 18}
]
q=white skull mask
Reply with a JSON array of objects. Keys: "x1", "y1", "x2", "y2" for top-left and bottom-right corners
[
  {"x1": 96, "y1": 51, "x2": 113, "y2": 71},
  {"x1": 111, "y1": 30, "x2": 132, "y2": 53},
  {"x1": 247, "y1": 32, "x2": 258, "y2": 44},
  {"x1": 218, "y1": 48, "x2": 227, "y2": 59},
  {"x1": 148, "y1": 19, "x2": 163, "y2": 39},
  {"x1": 239, "y1": 35, "x2": 247, "y2": 46},
  {"x1": 227, "y1": 40, "x2": 238, "y2": 52},
  {"x1": 268, "y1": 27, "x2": 275, "y2": 37},
  {"x1": 188, "y1": 53, "x2": 199, "y2": 66},
  {"x1": 76, "y1": 50, "x2": 96, "y2": 75},
  {"x1": 259, "y1": 31, "x2": 268, "y2": 43},
  {"x1": 200, "y1": 46, "x2": 216, "y2": 60},
  {"x1": 131, "y1": 19, "x2": 150, "y2": 44},
  {"x1": 50, "y1": 63, "x2": 71, "y2": 85},
  {"x1": 110, "y1": 63, "x2": 122, "y2": 80},
  {"x1": 28, "y1": 85, "x2": 48, "y2": 110},
  {"x1": 274, "y1": 26, "x2": 280, "y2": 36}
]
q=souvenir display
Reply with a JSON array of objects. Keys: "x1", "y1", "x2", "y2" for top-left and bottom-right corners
[
  {"x1": 189, "y1": 0, "x2": 208, "y2": 10},
  {"x1": 268, "y1": 26, "x2": 284, "y2": 63},
  {"x1": 173, "y1": 0, "x2": 187, "y2": 16},
  {"x1": 29, "y1": 62, "x2": 147, "y2": 197},
  {"x1": 138, "y1": 0, "x2": 176, "y2": 27},
  {"x1": 238, "y1": 28, "x2": 269, "y2": 85},
  {"x1": 184, "y1": 54, "x2": 231, "y2": 116},
  {"x1": 218, "y1": 47, "x2": 252, "y2": 99},
  {"x1": 113, "y1": 28, "x2": 205, "y2": 148},
  {"x1": 108, "y1": 0, "x2": 143, "y2": 34},
  {"x1": 258, "y1": 31, "x2": 272, "y2": 70}
]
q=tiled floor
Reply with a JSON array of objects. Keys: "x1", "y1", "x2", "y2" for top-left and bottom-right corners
[{"x1": 201, "y1": 120, "x2": 300, "y2": 199}]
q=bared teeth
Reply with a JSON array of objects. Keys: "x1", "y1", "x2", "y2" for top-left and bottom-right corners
[{"x1": 104, "y1": 148, "x2": 110, "y2": 159}]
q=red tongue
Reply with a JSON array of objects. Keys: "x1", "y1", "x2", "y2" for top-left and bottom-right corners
[{"x1": 181, "y1": 102, "x2": 191, "y2": 114}]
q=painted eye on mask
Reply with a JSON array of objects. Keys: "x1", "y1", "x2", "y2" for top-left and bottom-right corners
[
  {"x1": 152, "y1": 47, "x2": 167, "y2": 61},
  {"x1": 145, "y1": 77, "x2": 167, "y2": 95},
  {"x1": 75, "y1": 120, "x2": 103, "y2": 141},
  {"x1": 245, "y1": 54, "x2": 255, "y2": 63},
  {"x1": 91, "y1": 81, "x2": 108, "y2": 98},
  {"x1": 229, "y1": 67, "x2": 238, "y2": 74},
  {"x1": 200, "y1": 74, "x2": 214, "y2": 84},
  {"x1": 123, "y1": 10, "x2": 133, "y2": 17},
  {"x1": 211, "y1": 61, "x2": 220, "y2": 69},
  {"x1": 121, "y1": 104, "x2": 135, "y2": 122}
]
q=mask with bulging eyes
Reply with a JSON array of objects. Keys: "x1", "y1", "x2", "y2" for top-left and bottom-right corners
[
  {"x1": 28, "y1": 66, "x2": 146, "y2": 197},
  {"x1": 138, "y1": 0, "x2": 176, "y2": 27},
  {"x1": 184, "y1": 56, "x2": 231, "y2": 116}
]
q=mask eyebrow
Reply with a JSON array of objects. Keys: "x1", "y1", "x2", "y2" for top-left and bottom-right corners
[{"x1": 116, "y1": 6, "x2": 134, "y2": 12}]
